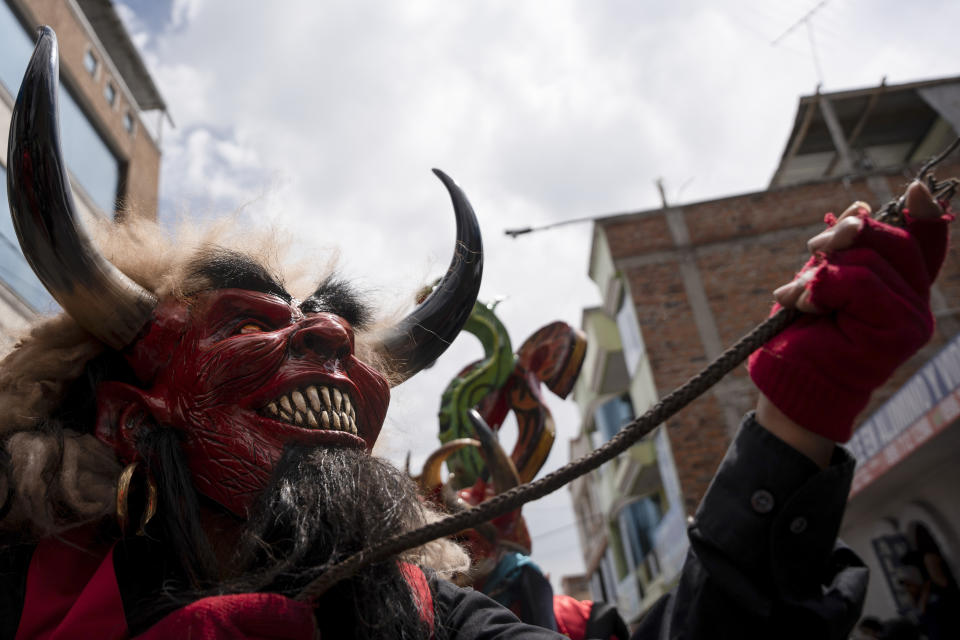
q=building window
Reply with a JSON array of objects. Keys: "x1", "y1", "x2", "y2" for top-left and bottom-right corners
[
  {"x1": 0, "y1": 1, "x2": 120, "y2": 215},
  {"x1": 123, "y1": 111, "x2": 135, "y2": 134},
  {"x1": 60, "y1": 84, "x2": 121, "y2": 213},
  {"x1": 0, "y1": 167, "x2": 58, "y2": 312},
  {"x1": 83, "y1": 49, "x2": 98, "y2": 76},
  {"x1": 104, "y1": 80, "x2": 116, "y2": 106},
  {"x1": 616, "y1": 287, "x2": 645, "y2": 377},
  {"x1": 618, "y1": 495, "x2": 663, "y2": 571},
  {"x1": 593, "y1": 394, "x2": 635, "y2": 445}
]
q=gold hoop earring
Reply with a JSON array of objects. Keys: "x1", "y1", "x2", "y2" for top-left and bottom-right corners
[
  {"x1": 139, "y1": 470, "x2": 157, "y2": 536},
  {"x1": 116, "y1": 461, "x2": 137, "y2": 533},
  {"x1": 116, "y1": 461, "x2": 158, "y2": 536}
]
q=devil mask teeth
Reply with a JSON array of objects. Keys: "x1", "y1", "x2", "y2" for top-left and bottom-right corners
[{"x1": 260, "y1": 384, "x2": 358, "y2": 435}]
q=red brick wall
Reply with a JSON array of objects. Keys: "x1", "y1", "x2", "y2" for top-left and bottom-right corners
[
  {"x1": 606, "y1": 216, "x2": 674, "y2": 256},
  {"x1": 603, "y1": 163, "x2": 960, "y2": 515}
]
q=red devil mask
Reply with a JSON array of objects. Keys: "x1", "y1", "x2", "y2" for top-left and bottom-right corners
[
  {"x1": 6, "y1": 28, "x2": 483, "y2": 519},
  {"x1": 95, "y1": 277, "x2": 393, "y2": 516}
]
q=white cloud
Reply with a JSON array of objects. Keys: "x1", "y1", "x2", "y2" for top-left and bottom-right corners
[
  {"x1": 114, "y1": 3, "x2": 152, "y2": 50},
  {"x1": 171, "y1": 0, "x2": 203, "y2": 31},
  {"x1": 122, "y1": 0, "x2": 960, "y2": 590}
]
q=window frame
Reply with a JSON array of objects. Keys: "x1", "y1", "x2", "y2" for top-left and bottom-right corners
[
  {"x1": 104, "y1": 79, "x2": 117, "y2": 107},
  {"x1": 83, "y1": 47, "x2": 99, "y2": 78}
]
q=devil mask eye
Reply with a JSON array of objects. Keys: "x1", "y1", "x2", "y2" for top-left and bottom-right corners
[{"x1": 237, "y1": 323, "x2": 264, "y2": 335}]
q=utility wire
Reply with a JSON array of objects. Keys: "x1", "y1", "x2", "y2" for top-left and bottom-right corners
[
  {"x1": 771, "y1": 0, "x2": 830, "y2": 85},
  {"x1": 504, "y1": 214, "x2": 605, "y2": 238},
  {"x1": 805, "y1": 19, "x2": 825, "y2": 86},
  {"x1": 770, "y1": 0, "x2": 830, "y2": 46}
]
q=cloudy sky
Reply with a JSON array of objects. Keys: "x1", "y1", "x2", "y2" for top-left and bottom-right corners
[{"x1": 115, "y1": 0, "x2": 960, "y2": 588}]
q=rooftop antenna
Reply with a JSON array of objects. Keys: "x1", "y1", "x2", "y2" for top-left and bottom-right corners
[
  {"x1": 655, "y1": 177, "x2": 669, "y2": 208},
  {"x1": 771, "y1": 0, "x2": 829, "y2": 85}
]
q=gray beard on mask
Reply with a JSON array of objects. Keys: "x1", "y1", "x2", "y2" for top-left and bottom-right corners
[{"x1": 230, "y1": 444, "x2": 433, "y2": 640}]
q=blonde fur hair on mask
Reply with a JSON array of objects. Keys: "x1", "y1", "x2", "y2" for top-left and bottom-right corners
[{"x1": 0, "y1": 214, "x2": 386, "y2": 536}]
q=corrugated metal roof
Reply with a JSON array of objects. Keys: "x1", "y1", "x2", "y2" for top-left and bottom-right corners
[
  {"x1": 770, "y1": 76, "x2": 960, "y2": 187},
  {"x1": 75, "y1": 0, "x2": 166, "y2": 112}
]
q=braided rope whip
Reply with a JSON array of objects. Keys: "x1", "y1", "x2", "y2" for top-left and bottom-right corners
[
  {"x1": 297, "y1": 306, "x2": 798, "y2": 601},
  {"x1": 297, "y1": 138, "x2": 959, "y2": 602}
]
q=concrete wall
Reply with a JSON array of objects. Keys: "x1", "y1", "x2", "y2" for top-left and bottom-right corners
[{"x1": 572, "y1": 229, "x2": 692, "y2": 620}]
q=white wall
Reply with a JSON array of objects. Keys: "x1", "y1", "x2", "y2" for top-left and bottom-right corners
[{"x1": 841, "y1": 421, "x2": 960, "y2": 620}]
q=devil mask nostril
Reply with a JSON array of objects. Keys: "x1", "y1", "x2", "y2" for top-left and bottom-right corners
[
  {"x1": 291, "y1": 318, "x2": 353, "y2": 359},
  {"x1": 299, "y1": 333, "x2": 348, "y2": 358}
]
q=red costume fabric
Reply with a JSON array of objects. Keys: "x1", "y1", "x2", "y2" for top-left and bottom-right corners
[
  {"x1": 13, "y1": 534, "x2": 438, "y2": 640},
  {"x1": 400, "y1": 563, "x2": 435, "y2": 636},
  {"x1": 16, "y1": 529, "x2": 125, "y2": 640},
  {"x1": 134, "y1": 594, "x2": 316, "y2": 640},
  {"x1": 552, "y1": 594, "x2": 590, "y2": 639},
  {"x1": 749, "y1": 210, "x2": 951, "y2": 441}
]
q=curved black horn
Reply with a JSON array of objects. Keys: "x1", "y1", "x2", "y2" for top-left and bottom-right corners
[
  {"x1": 373, "y1": 169, "x2": 483, "y2": 384},
  {"x1": 467, "y1": 409, "x2": 521, "y2": 494},
  {"x1": 6, "y1": 27, "x2": 156, "y2": 348}
]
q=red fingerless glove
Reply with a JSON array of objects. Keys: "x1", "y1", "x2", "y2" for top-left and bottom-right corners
[
  {"x1": 135, "y1": 593, "x2": 317, "y2": 640},
  {"x1": 749, "y1": 211, "x2": 951, "y2": 442}
]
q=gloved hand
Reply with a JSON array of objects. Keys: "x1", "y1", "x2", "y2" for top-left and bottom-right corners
[
  {"x1": 749, "y1": 181, "x2": 952, "y2": 443},
  {"x1": 135, "y1": 592, "x2": 317, "y2": 640}
]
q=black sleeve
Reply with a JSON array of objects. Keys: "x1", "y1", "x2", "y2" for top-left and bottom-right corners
[
  {"x1": 432, "y1": 578, "x2": 567, "y2": 639},
  {"x1": 587, "y1": 601, "x2": 629, "y2": 640},
  {"x1": 632, "y1": 413, "x2": 868, "y2": 640},
  {"x1": 0, "y1": 543, "x2": 34, "y2": 640},
  {"x1": 506, "y1": 564, "x2": 560, "y2": 630}
]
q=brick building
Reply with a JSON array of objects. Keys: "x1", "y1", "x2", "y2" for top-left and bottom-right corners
[
  {"x1": 0, "y1": 0, "x2": 166, "y2": 343},
  {"x1": 570, "y1": 76, "x2": 960, "y2": 623}
]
